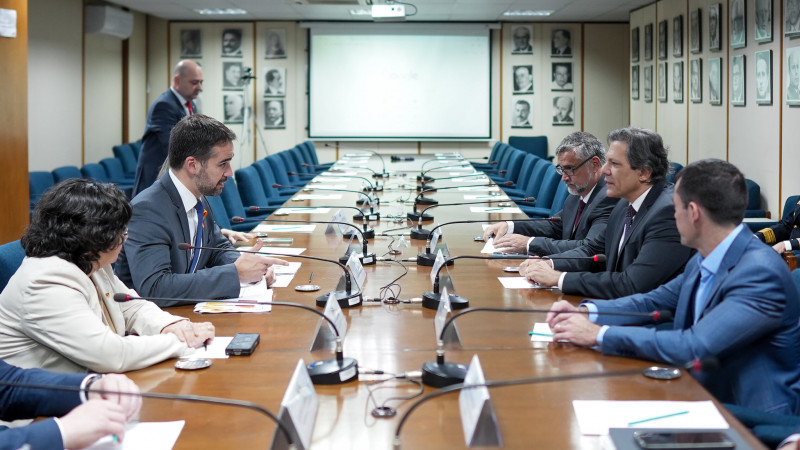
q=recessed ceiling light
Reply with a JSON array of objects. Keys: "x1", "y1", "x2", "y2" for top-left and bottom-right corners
[
  {"x1": 349, "y1": 8, "x2": 372, "y2": 16},
  {"x1": 503, "y1": 10, "x2": 554, "y2": 17},
  {"x1": 194, "y1": 8, "x2": 248, "y2": 15}
]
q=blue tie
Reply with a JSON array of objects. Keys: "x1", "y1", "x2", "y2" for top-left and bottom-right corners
[{"x1": 189, "y1": 200, "x2": 204, "y2": 273}]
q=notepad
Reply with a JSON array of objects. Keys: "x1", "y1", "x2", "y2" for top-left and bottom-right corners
[
  {"x1": 181, "y1": 336, "x2": 234, "y2": 358},
  {"x1": 572, "y1": 400, "x2": 729, "y2": 435},
  {"x1": 498, "y1": 277, "x2": 550, "y2": 289},
  {"x1": 252, "y1": 224, "x2": 316, "y2": 233},
  {"x1": 470, "y1": 207, "x2": 522, "y2": 214},
  {"x1": 463, "y1": 194, "x2": 510, "y2": 200},
  {"x1": 85, "y1": 421, "x2": 185, "y2": 449},
  {"x1": 276, "y1": 207, "x2": 332, "y2": 213}
]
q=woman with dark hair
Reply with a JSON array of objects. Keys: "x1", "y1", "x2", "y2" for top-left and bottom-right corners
[{"x1": 0, "y1": 179, "x2": 214, "y2": 373}]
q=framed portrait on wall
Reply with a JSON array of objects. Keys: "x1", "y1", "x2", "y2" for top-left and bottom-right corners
[
  {"x1": 690, "y1": 58, "x2": 702, "y2": 103},
  {"x1": 264, "y1": 67, "x2": 286, "y2": 97},
  {"x1": 552, "y1": 96, "x2": 575, "y2": 125},
  {"x1": 221, "y1": 28, "x2": 243, "y2": 57},
  {"x1": 673, "y1": 16, "x2": 683, "y2": 57},
  {"x1": 222, "y1": 62, "x2": 244, "y2": 90},
  {"x1": 755, "y1": 50, "x2": 772, "y2": 105},
  {"x1": 755, "y1": 0, "x2": 773, "y2": 42},
  {"x1": 644, "y1": 65, "x2": 653, "y2": 102},
  {"x1": 551, "y1": 62, "x2": 573, "y2": 91},
  {"x1": 511, "y1": 25, "x2": 533, "y2": 54},
  {"x1": 673, "y1": 61, "x2": 684, "y2": 103},
  {"x1": 180, "y1": 29, "x2": 201, "y2": 58},
  {"x1": 658, "y1": 20, "x2": 668, "y2": 60},
  {"x1": 511, "y1": 98, "x2": 533, "y2": 128},
  {"x1": 709, "y1": 4, "x2": 721, "y2": 51},
  {"x1": 731, "y1": 55, "x2": 745, "y2": 106},
  {"x1": 788, "y1": 0, "x2": 800, "y2": 37},
  {"x1": 690, "y1": 9, "x2": 702, "y2": 54},
  {"x1": 632, "y1": 65, "x2": 640, "y2": 100},
  {"x1": 223, "y1": 94, "x2": 244, "y2": 124},
  {"x1": 788, "y1": 47, "x2": 800, "y2": 105},
  {"x1": 551, "y1": 29, "x2": 572, "y2": 56},
  {"x1": 265, "y1": 29, "x2": 287, "y2": 59},
  {"x1": 512, "y1": 65, "x2": 534, "y2": 94},
  {"x1": 709, "y1": 57, "x2": 723, "y2": 105},
  {"x1": 658, "y1": 62, "x2": 667, "y2": 102},
  {"x1": 631, "y1": 27, "x2": 640, "y2": 62},
  {"x1": 730, "y1": 0, "x2": 746, "y2": 49},
  {"x1": 644, "y1": 23, "x2": 653, "y2": 61},
  {"x1": 264, "y1": 99, "x2": 285, "y2": 128}
]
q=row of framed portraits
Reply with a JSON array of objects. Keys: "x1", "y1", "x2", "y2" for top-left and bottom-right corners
[
  {"x1": 510, "y1": 95, "x2": 576, "y2": 128},
  {"x1": 180, "y1": 28, "x2": 287, "y2": 59},
  {"x1": 222, "y1": 96, "x2": 286, "y2": 129},
  {"x1": 512, "y1": 63, "x2": 575, "y2": 93},
  {"x1": 632, "y1": 0, "x2": 800, "y2": 63},
  {"x1": 509, "y1": 25, "x2": 574, "y2": 57},
  {"x1": 222, "y1": 62, "x2": 286, "y2": 98},
  {"x1": 631, "y1": 47, "x2": 800, "y2": 106}
]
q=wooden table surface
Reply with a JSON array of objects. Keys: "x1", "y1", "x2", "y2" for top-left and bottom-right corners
[{"x1": 126, "y1": 157, "x2": 765, "y2": 449}]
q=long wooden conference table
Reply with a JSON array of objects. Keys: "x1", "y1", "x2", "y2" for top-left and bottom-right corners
[{"x1": 127, "y1": 156, "x2": 765, "y2": 449}]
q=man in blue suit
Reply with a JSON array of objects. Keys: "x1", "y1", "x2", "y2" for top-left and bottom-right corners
[
  {"x1": 132, "y1": 60, "x2": 203, "y2": 197},
  {"x1": 0, "y1": 359, "x2": 141, "y2": 448},
  {"x1": 547, "y1": 159, "x2": 800, "y2": 415}
]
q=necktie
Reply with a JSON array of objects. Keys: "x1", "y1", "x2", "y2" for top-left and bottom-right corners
[
  {"x1": 692, "y1": 266, "x2": 714, "y2": 324},
  {"x1": 619, "y1": 204, "x2": 636, "y2": 253},
  {"x1": 186, "y1": 101, "x2": 194, "y2": 115},
  {"x1": 189, "y1": 200, "x2": 205, "y2": 273},
  {"x1": 571, "y1": 200, "x2": 587, "y2": 238}
]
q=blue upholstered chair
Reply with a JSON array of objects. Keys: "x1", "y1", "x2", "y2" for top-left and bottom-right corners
[
  {"x1": 508, "y1": 136, "x2": 550, "y2": 160},
  {"x1": 29, "y1": 171, "x2": 55, "y2": 212},
  {"x1": 52, "y1": 166, "x2": 83, "y2": 183},
  {"x1": 744, "y1": 179, "x2": 767, "y2": 218},
  {"x1": 518, "y1": 166, "x2": 563, "y2": 217},
  {"x1": 112, "y1": 144, "x2": 138, "y2": 178},
  {"x1": 0, "y1": 240, "x2": 25, "y2": 293}
]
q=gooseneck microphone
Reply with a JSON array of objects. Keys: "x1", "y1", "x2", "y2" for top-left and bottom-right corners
[
  {"x1": 394, "y1": 357, "x2": 718, "y2": 448},
  {"x1": 414, "y1": 181, "x2": 514, "y2": 207},
  {"x1": 250, "y1": 205, "x2": 378, "y2": 235},
  {"x1": 416, "y1": 162, "x2": 474, "y2": 183},
  {"x1": 274, "y1": 183, "x2": 380, "y2": 208},
  {"x1": 416, "y1": 172, "x2": 486, "y2": 192},
  {"x1": 229, "y1": 217, "x2": 376, "y2": 266},
  {"x1": 114, "y1": 293, "x2": 359, "y2": 384},
  {"x1": 318, "y1": 173, "x2": 383, "y2": 192},
  {"x1": 176, "y1": 243, "x2": 364, "y2": 307},
  {"x1": 407, "y1": 199, "x2": 532, "y2": 227},
  {"x1": 323, "y1": 144, "x2": 389, "y2": 178},
  {"x1": 0, "y1": 379, "x2": 296, "y2": 446}
]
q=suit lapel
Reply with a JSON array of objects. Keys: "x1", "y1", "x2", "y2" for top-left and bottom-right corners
[
  {"x1": 676, "y1": 259, "x2": 702, "y2": 328},
  {"x1": 616, "y1": 181, "x2": 666, "y2": 264},
  {"x1": 694, "y1": 228, "x2": 749, "y2": 321},
  {"x1": 606, "y1": 201, "x2": 627, "y2": 270},
  {"x1": 560, "y1": 195, "x2": 579, "y2": 238},
  {"x1": 575, "y1": 178, "x2": 606, "y2": 233},
  {"x1": 160, "y1": 176, "x2": 193, "y2": 270}
]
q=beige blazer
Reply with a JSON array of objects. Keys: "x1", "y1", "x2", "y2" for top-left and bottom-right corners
[{"x1": 0, "y1": 256, "x2": 190, "y2": 373}]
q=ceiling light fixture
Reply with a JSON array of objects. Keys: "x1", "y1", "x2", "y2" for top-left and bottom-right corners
[
  {"x1": 194, "y1": 8, "x2": 248, "y2": 15},
  {"x1": 349, "y1": 8, "x2": 372, "y2": 16},
  {"x1": 503, "y1": 10, "x2": 554, "y2": 17}
]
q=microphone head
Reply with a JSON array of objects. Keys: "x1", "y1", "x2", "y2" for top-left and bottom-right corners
[
  {"x1": 177, "y1": 242, "x2": 191, "y2": 251},
  {"x1": 302, "y1": 163, "x2": 309, "y2": 167},
  {"x1": 499, "y1": 170, "x2": 507, "y2": 175},
  {"x1": 523, "y1": 197, "x2": 536, "y2": 202},
  {"x1": 503, "y1": 181, "x2": 514, "y2": 186},
  {"x1": 685, "y1": 356, "x2": 720, "y2": 372},
  {"x1": 593, "y1": 254, "x2": 607, "y2": 263},
  {"x1": 651, "y1": 309, "x2": 673, "y2": 323},
  {"x1": 272, "y1": 183, "x2": 281, "y2": 188},
  {"x1": 249, "y1": 206, "x2": 259, "y2": 212},
  {"x1": 288, "y1": 172, "x2": 296, "y2": 175},
  {"x1": 112, "y1": 293, "x2": 131, "y2": 302},
  {"x1": 490, "y1": 160, "x2": 498, "y2": 165}
]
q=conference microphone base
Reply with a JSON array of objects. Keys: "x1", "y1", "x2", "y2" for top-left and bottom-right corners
[
  {"x1": 416, "y1": 175, "x2": 434, "y2": 183},
  {"x1": 364, "y1": 186, "x2": 383, "y2": 192},
  {"x1": 416, "y1": 197, "x2": 438, "y2": 205},
  {"x1": 343, "y1": 228, "x2": 375, "y2": 240},
  {"x1": 338, "y1": 252, "x2": 377, "y2": 266},
  {"x1": 422, "y1": 291, "x2": 469, "y2": 310},
  {"x1": 316, "y1": 290, "x2": 363, "y2": 308},
  {"x1": 416, "y1": 253, "x2": 454, "y2": 267},
  {"x1": 307, "y1": 357, "x2": 359, "y2": 385},
  {"x1": 353, "y1": 212, "x2": 380, "y2": 221},
  {"x1": 421, "y1": 361, "x2": 468, "y2": 387},
  {"x1": 356, "y1": 198, "x2": 380, "y2": 206},
  {"x1": 406, "y1": 212, "x2": 434, "y2": 222},
  {"x1": 373, "y1": 173, "x2": 389, "y2": 179},
  {"x1": 409, "y1": 228, "x2": 431, "y2": 240},
  {"x1": 416, "y1": 185, "x2": 436, "y2": 192}
]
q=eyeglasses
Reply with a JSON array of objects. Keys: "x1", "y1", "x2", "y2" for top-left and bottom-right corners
[{"x1": 555, "y1": 155, "x2": 594, "y2": 177}]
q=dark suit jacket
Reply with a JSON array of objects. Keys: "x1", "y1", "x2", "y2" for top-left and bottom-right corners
[
  {"x1": 756, "y1": 199, "x2": 800, "y2": 250},
  {"x1": 515, "y1": 178, "x2": 617, "y2": 256},
  {"x1": 552, "y1": 180, "x2": 693, "y2": 299},
  {"x1": 590, "y1": 227, "x2": 800, "y2": 414},
  {"x1": 0, "y1": 360, "x2": 84, "y2": 450},
  {"x1": 132, "y1": 90, "x2": 193, "y2": 197},
  {"x1": 116, "y1": 175, "x2": 240, "y2": 306}
]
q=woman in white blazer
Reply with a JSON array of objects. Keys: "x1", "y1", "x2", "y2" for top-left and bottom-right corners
[{"x1": 0, "y1": 179, "x2": 215, "y2": 373}]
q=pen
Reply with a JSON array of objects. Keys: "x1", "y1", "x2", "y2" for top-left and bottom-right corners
[
  {"x1": 484, "y1": 208, "x2": 503, "y2": 211},
  {"x1": 272, "y1": 226, "x2": 302, "y2": 230},
  {"x1": 627, "y1": 410, "x2": 689, "y2": 426},
  {"x1": 529, "y1": 332, "x2": 554, "y2": 337}
]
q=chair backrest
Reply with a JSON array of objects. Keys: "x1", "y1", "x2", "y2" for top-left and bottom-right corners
[
  {"x1": 205, "y1": 195, "x2": 232, "y2": 230},
  {"x1": 512, "y1": 154, "x2": 539, "y2": 189},
  {"x1": 266, "y1": 155, "x2": 292, "y2": 186},
  {"x1": 299, "y1": 141, "x2": 320, "y2": 165},
  {"x1": 548, "y1": 180, "x2": 570, "y2": 215},
  {"x1": 783, "y1": 196, "x2": 800, "y2": 221},
  {"x1": 235, "y1": 166, "x2": 271, "y2": 209},
  {"x1": 52, "y1": 166, "x2": 83, "y2": 183},
  {"x1": 487, "y1": 141, "x2": 504, "y2": 163},
  {"x1": 531, "y1": 166, "x2": 562, "y2": 209},
  {"x1": 278, "y1": 152, "x2": 302, "y2": 184},
  {"x1": 523, "y1": 159, "x2": 550, "y2": 198},
  {"x1": 0, "y1": 240, "x2": 25, "y2": 293},
  {"x1": 130, "y1": 140, "x2": 142, "y2": 159},
  {"x1": 288, "y1": 147, "x2": 311, "y2": 173},
  {"x1": 666, "y1": 161, "x2": 684, "y2": 183},
  {"x1": 792, "y1": 268, "x2": 800, "y2": 296},
  {"x1": 29, "y1": 171, "x2": 55, "y2": 209},
  {"x1": 253, "y1": 159, "x2": 283, "y2": 197},
  {"x1": 500, "y1": 150, "x2": 526, "y2": 182},
  {"x1": 100, "y1": 158, "x2": 129, "y2": 181},
  {"x1": 112, "y1": 144, "x2": 138, "y2": 176},
  {"x1": 80, "y1": 163, "x2": 110, "y2": 182},
  {"x1": 494, "y1": 145, "x2": 515, "y2": 171},
  {"x1": 219, "y1": 178, "x2": 248, "y2": 217},
  {"x1": 508, "y1": 136, "x2": 549, "y2": 160}
]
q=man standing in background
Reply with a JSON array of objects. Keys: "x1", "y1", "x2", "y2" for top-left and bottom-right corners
[{"x1": 133, "y1": 60, "x2": 203, "y2": 197}]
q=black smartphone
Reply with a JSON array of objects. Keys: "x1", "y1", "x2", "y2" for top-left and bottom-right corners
[
  {"x1": 633, "y1": 431, "x2": 735, "y2": 449},
  {"x1": 225, "y1": 333, "x2": 260, "y2": 356}
]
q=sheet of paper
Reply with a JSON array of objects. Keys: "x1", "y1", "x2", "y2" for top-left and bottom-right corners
[
  {"x1": 86, "y1": 421, "x2": 185, "y2": 450},
  {"x1": 276, "y1": 207, "x2": 332, "y2": 214},
  {"x1": 0, "y1": 8, "x2": 17, "y2": 38},
  {"x1": 498, "y1": 277, "x2": 551, "y2": 289},
  {"x1": 312, "y1": 177, "x2": 349, "y2": 182},
  {"x1": 470, "y1": 207, "x2": 522, "y2": 214},
  {"x1": 480, "y1": 238, "x2": 496, "y2": 253},
  {"x1": 529, "y1": 322, "x2": 554, "y2": 342},
  {"x1": 452, "y1": 176, "x2": 488, "y2": 182},
  {"x1": 293, "y1": 195, "x2": 342, "y2": 201},
  {"x1": 302, "y1": 184, "x2": 346, "y2": 190},
  {"x1": 236, "y1": 278, "x2": 273, "y2": 303},
  {"x1": 572, "y1": 400, "x2": 729, "y2": 435},
  {"x1": 458, "y1": 186, "x2": 500, "y2": 192},
  {"x1": 252, "y1": 224, "x2": 316, "y2": 233},
  {"x1": 181, "y1": 336, "x2": 233, "y2": 359},
  {"x1": 463, "y1": 194, "x2": 510, "y2": 200},
  {"x1": 270, "y1": 261, "x2": 302, "y2": 288},
  {"x1": 240, "y1": 246, "x2": 306, "y2": 256},
  {"x1": 319, "y1": 171, "x2": 360, "y2": 177},
  {"x1": 194, "y1": 303, "x2": 273, "y2": 314}
]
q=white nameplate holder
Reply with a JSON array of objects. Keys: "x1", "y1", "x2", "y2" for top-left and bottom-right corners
[
  {"x1": 434, "y1": 286, "x2": 462, "y2": 348},
  {"x1": 310, "y1": 293, "x2": 349, "y2": 352},
  {"x1": 269, "y1": 359, "x2": 318, "y2": 450},
  {"x1": 346, "y1": 252, "x2": 367, "y2": 291},
  {"x1": 459, "y1": 354, "x2": 503, "y2": 447},
  {"x1": 430, "y1": 249, "x2": 446, "y2": 286}
]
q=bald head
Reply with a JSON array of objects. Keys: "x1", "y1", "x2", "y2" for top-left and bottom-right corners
[{"x1": 172, "y1": 60, "x2": 204, "y2": 100}]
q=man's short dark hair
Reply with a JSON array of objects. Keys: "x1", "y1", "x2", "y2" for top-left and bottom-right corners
[
  {"x1": 607, "y1": 127, "x2": 670, "y2": 184},
  {"x1": 169, "y1": 114, "x2": 236, "y2": 169},
  {"x1": 556, "y1": 131, "x2": 606, "y2": 164},
  {"x1": 674, "y1": 159, "x2": 747, "y2": 226},
  {"x1": 22, "y1": 179, "x2": 131, "y2": 274}
]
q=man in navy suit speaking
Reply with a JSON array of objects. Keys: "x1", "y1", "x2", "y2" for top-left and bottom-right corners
[
  {"x1": 132, "y1": 60, "x2": 203, "y2": 197},
  {"x1": 547, "y1": 159, "x2": 800, "y2": 415}
]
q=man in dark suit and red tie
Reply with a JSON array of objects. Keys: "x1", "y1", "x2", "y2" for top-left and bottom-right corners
[{"x1": 132, "y1": 60, "x2": 203, "y2": 197}]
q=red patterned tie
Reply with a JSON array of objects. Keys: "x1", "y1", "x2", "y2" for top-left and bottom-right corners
[{"x1": 186, "y1": 101, "x2": 194, "y2": 115}]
